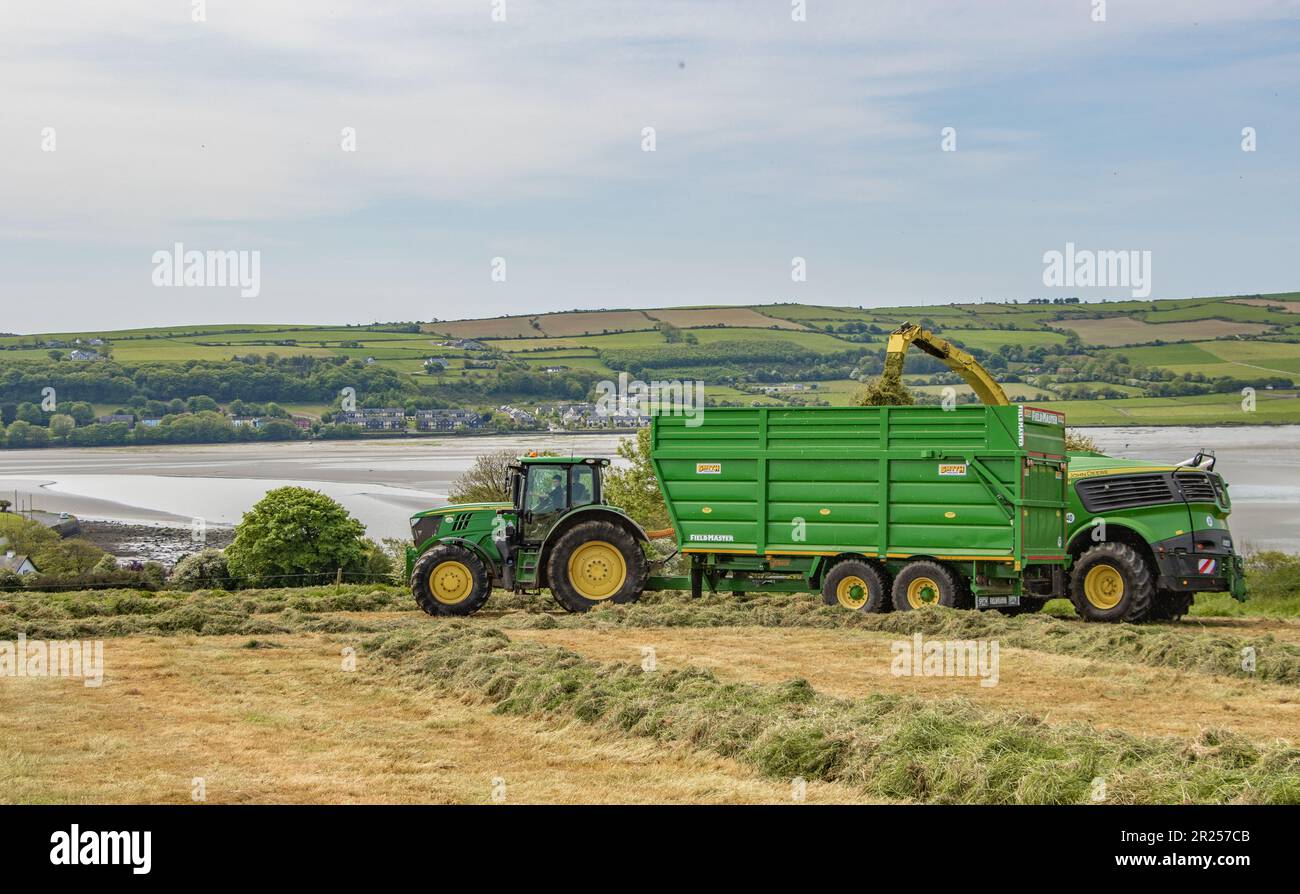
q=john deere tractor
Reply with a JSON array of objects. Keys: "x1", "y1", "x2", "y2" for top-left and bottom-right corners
[{"x1": 405, "y1": 455, "x2": 650, "y2": 615}]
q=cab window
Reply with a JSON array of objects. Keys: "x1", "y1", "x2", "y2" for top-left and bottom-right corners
[
  {"x1": 524, "y1": 465, "x2": 568, "y2": 515},
  {"x1": 570, "y1": 464, "x2": 595, "y2": 507}
]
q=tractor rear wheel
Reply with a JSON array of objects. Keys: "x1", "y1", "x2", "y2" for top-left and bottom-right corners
[
  {"x1": 822, "y1": 559, "x2": 890, "y2": 613},
  {"x1": 547, "y1": 520, "x2": 647, "y2": 613},
  {"x1": 891, "y1": 560, "x2": 962, "y2": 611},
  {"x1": 411, "y1": 544, "x2": 492, "y2": 616},
  {"x1": 1068, "y1": 542, "x2": 1154, "y2": 623}
]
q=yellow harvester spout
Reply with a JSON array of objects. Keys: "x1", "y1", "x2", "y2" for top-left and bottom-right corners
[{"x1": 884, "y1": 322, "x2": 1010, "y2": 406}]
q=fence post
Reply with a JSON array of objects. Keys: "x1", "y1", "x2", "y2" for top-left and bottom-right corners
[{"x1": 335, "y1": 567, "x2": 342, "y2": 593}]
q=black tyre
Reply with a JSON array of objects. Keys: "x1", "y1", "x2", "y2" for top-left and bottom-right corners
[
  {"x1": 410, "y1": 544, "x2": 492, "y2": 617},
  {"x1": 546, "y1": 520, "x2": 647, "y2": 613},
  {"x1": 821, "y1": 559, "x2": 890, "y2": 613},
  {"x1": 891, "y1": 560, "x2": 962, "y2": 611},
  {"x1": 1148, "y1": 591, "x2": 1194, "y2": 622},
  {"x1": 1068, "y1": 542, "x2": 1154, "y2": 623}
]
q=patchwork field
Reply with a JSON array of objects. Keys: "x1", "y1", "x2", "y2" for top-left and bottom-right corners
[
  {"x1": 1104, "y1": 341, "x2": 1300, "y2": 377},
  {"x1": 1053, "y1": 317, "x2": 1275, "y2": 347},
  {"x1": 1231, "y1": 298, "x2": 1300, "y2": 313},
  {"x1": 6, "y1": 293, "x2": 1300, "y2": 427},
  {"x1": 1, "y1": 585, "x2": 1297, "y2": 805},
  {"x1": 645, "y1": 307, "x2": 808, "y2": 330}
]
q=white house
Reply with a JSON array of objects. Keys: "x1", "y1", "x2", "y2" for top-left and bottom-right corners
[{"x1": 0, "y1": 552, "x2": 39, "y2": 575}]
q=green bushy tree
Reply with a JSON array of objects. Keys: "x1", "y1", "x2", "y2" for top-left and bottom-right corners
[
  {"x1": 224, "y1": 487, "x2": 368, "y2": 587},
  {"x1": 171, "y1": 548, "x2": 234, "y2": 590}
]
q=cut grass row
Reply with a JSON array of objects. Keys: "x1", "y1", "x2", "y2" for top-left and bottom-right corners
[
  {"x1": 364, "y1": 624, "x2": 1300, "y2": 804},
  {"x1": 486, "y1": 591, "x2": 1300, "y2": 685},
  {"x1": 6, "y1": 584, "x2": 1295, "y2": 686}
]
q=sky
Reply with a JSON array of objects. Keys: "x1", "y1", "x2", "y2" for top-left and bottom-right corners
[{"x1": 1, "y1": 0, "x2": 1298, "y2": 333}]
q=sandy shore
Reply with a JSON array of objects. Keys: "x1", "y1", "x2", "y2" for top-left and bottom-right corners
[{"x1": 0, "y1": 435, "x2": 626, "y2": 541}]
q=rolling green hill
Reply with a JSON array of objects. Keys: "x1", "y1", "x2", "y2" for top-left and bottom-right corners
[{"x1": 2, "y1": 292, "x2": 1298, "y2": 426}]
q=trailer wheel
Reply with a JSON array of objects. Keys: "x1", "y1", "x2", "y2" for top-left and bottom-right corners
[
  {"x1": 410, "y1": 544, "x2": 492, "y2": 617},
  {"x1": 891, "y1": 560, "x2": 961, "y2": 611},
  {"x1": 822, "y1": 560, "x2": 889, "y2": 613},
  {"x1": 1068, "y1": 542, "x2": 1154, "y2": 623},
  {"x1": 547, "y1": 520, "x2": 647, "y2": 613}
]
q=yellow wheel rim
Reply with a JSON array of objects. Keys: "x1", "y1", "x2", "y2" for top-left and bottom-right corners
[
  {"x1": 836, "y1": 575, "x2": 869, "y2": 610},
  {"x1": 906, "y1": 576, "x2": 941, "y2": 609},
  {"x1": 568, "y1": 541, "x2": 627, "y2": 601},
  {"x1": 1084, "y1": 564, "x2": 1124, "y2": 610},
  {"x1": 429, "y1": 560, "x2": 474, "y2": 605}
]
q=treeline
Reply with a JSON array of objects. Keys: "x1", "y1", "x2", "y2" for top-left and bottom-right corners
[
  {"x1": 2, "y1": 411, "x2": 304, "y2": 449},
  {"x1": 600, "y1": 340, "x2": 867, "y2": 381},
  {"x1": 0, "y1": 355, "x2": 411, "y2": 406}
]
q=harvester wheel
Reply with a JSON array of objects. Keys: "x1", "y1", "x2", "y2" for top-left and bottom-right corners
[
  {"x1": 1068, "y1": 542, "x2": 1154, "y2": 623},
  {"x1": 822, "y1": 560, "x2": 889, "y2": 613},
  {"x1": 411, "y1": 544, "x2": 492, "y2": 617},
  {"x1": 547, "y1": 520, "x2": 647, "y2": 613},
  {"x1": 891, "y1": 560, "x2": 961, "y2": 611}
]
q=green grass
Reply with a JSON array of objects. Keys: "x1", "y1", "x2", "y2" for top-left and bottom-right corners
[
  {"x1": 490, "y1": 592, "x2": 1300, "y2": 685},
  {"x1": 364, "y1": 624, "x2": 1300, "y2": 804},
  {"x1": 1041, "y1": 390, "x2": 1300, "y2": 425}
]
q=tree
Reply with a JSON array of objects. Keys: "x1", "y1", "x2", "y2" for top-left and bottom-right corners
[
  {"x1": 224, "y1": 487, "x2": 368, "y2": 587},
  {"x1": 48, "y1": 413, "x2": 76, "y2": 442},
  {"x1": 447, "y1": 450, "x2": 517, "y2": 504},
  {"x1": 171, "y1": 549, "x2": 233, "y2": 591},
  {"x1": 5, "y1": 420, "x2": 49, "y2": 448},
  {"x1": 15, "y1": 402, "x2": 42, "y2": 424},
  {"x1": 1065, "y1": 429, "x2": 1100, "y2": 453},
  {"x1": 68, "y1": 402, "x2": 96, "y2": 426},
  {"x1": 601, "y1": 428, "x2": 670, "y2": 531}
]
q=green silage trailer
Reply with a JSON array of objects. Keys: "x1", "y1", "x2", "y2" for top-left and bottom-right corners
[{"x1": 646, "y1": 404, "x2": 1070, "y2": 611}]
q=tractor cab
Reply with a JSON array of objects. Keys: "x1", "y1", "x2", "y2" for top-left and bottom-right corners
[{"x1": 508, "y1": 455, "x2": 607, "y2": 542}]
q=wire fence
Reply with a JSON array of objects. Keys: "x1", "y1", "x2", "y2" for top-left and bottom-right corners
[{"x1": 0, "y1": 569, "x2": 403, "y2": 594}]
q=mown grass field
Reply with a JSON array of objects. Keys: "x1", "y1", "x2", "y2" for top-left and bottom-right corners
[{"x1": 1, "y1": 583, "x2": 1296, "y2": 804}]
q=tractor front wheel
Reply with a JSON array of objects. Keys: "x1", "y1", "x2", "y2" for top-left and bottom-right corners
[
  {"x1": 547, "y1": 520, "x2": 647, "y2": 613},
  {"x1": 411, "y1": 544, "x2": 492, "y2": 617}
]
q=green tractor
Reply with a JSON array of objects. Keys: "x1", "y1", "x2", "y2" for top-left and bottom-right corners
[{"x1": 404, "y1": 455, "x2": 650, "y2": 615}]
